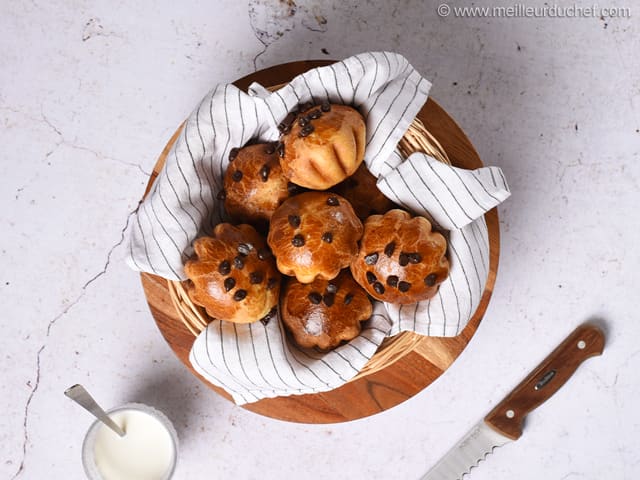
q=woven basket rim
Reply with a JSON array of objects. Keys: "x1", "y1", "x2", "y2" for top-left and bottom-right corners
[{"x1": 166, "y1": 105, "x2": 451, "y2": 381}]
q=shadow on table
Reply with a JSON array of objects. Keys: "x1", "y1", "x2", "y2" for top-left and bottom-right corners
[{"x1": 124, "y1": 367, "x2": 227, "y2": 442}]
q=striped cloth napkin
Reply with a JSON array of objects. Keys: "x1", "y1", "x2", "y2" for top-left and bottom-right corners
[{"x1": 126, "y1": 52, "x2": 510, "y2": 404}]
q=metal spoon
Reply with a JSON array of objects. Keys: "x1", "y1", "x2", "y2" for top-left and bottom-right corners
[{"x1": 64, "y1": 384, "x2": 125, "y2": 437}]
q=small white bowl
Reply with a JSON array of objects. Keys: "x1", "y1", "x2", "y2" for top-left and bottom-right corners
[{"x1": 81, "y1": 403, "x2": 178, "y2": 480}]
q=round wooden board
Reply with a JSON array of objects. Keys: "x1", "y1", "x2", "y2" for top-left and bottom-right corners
[{"x1": 140, "y1": 60, "x2": 500, "y2": 424}]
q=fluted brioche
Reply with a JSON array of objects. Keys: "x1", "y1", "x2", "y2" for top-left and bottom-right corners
[
  {"x1": 184, "y1": 224, "x2": 280, "y2": 323},
  {"x1": 222, "y1": 143, "x2": 291, "y2": 228},
  {"x1": 281, "y1": 270, "x2": 372, "y2": 350},
  {"x1": 280, "y1": 104, "x2": 366, "y2": 190},
  {"x1": 351, "y1": 209, "x2": 450, "y2": 304},
  {"x1": 267, "y1": 192, "x2": 363, "y2": 283},
  {"x1": 332, "y1": 163, "x2": 397, "y2": 220}
]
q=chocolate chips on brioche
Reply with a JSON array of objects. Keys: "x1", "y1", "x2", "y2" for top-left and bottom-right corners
[
  {"x1": 281, "y1": 270, "x2": 372, "y2": 350},
  {"x1": 267, "y1": 192, "x2": 363, "y2": 284},
  {"x1": 222, "y1": 143, "x2": 292, "y2": 229},
  {"x1": 280, "y1": 104, "x2": 366, "y2": 190},
  {"x1": 183, "y1": 99, "x2": 451, "y2": 351},
  {"x1": 350, "y1": 209, "x2": 450, "y2": 304},
  {"x1": 184, "y1": 223, "x2": 281, "y2": 323}
]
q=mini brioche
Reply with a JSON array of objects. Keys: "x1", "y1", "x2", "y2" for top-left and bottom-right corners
[
  {"x1": 351, "y1": 209, "x2": 450, "y2": 304},
  {"x1": 184, "y1": 223, "x2": 280, "y2": 323},
  {"x1": 222, "y1": 143, "x2": 292, "y2": 229},
  {"x1": 280, "y1": 103, "x2": 366, "y2": 190},
  {"x1": 281, "y1": 270, "x2": 372, "y2": 350},
  {"x1": 267, "y1": 192, "x2": 363, "y2": 283}
]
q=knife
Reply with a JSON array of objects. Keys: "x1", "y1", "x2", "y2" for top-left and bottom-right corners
[{"x1": 421, "y1": 323, "x2": 605, "y2": 480}]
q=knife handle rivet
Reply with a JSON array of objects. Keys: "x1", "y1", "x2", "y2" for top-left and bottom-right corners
[
  {"x1": 577, "y1": 340, "x2": 586, "y2": 349},
  {"x1": 505, "y1": 409, "x2": 515, "y2": 419}
]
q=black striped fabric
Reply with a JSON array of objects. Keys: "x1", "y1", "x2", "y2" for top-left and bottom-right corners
[{"x1": 126, "y1": 52, "x2": 510, "y2": 404}]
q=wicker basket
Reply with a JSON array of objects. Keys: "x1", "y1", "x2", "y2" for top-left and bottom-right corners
[{"x1": 167, "y1": 106, "x2": 451, "y2": 382}]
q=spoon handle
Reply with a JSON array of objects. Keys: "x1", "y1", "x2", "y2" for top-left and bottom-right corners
[{"x1": 64, "y1": 384, "x2": 125, "y2": 437}]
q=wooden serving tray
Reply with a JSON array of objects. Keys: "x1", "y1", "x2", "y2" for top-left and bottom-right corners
[{"x1": 140, "y1": 60, "x2": 500, "y2": 424}]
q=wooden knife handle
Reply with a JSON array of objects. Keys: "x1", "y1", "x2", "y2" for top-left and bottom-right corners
[{"x1": 484, "y1": 323, "x2": 605, "y2": 440}]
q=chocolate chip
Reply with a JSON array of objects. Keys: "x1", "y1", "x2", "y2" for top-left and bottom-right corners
[
  {"x1": 344, "y1": 293, "x2": 354, "y2": 305},
  {"x1": 216, "y1": 189, "x2": 226, "y2": 201},
  {"x1": 408, "y1": 253, "x2": 422, "y2": 264},
  {"x1": 218, "y1": 260, "x2": 231, "y2": 275},
  {"x1": 232, "y1": 170, "x2": 243, "y2": 182},
  {"x1": 264, "y1": 143, "x2": 276, "y2": 154},
  {"x1": 292, "y1": 234, "x2": 305, "y2": 247},
  {"x1": 298, "y1": 116, "x2": 309, "y2": 127},
  {"x1": 288, "y1": 215, "x2": 301, "y2": 228},
  {"x1": 287, "y1": 182, "x2": 300, "y2": 194},
  {"x1": 259, "y1": 164, "x2": 270, "y2": 182},
  {"x1": 364, "y1": 253, "x2": 379, "y2": 265},
  {"x1": 224, "y1": 277, "x2": 236, "y2": 292},
  {"x1": 386, "y1": 275, "x2": 399, "y2": 287},
  {"x1": 398, "y1": 281, "x2": 411, "y2": 292},
  {"x1": 257, "y1": 248, "x2": 272, "y2": 260},
  {"x1": 233, "y1": 256, "x2": 245, "y2": 269},
  {"x1": 249, "y1": 271, "x2": 264, "y2": 284},
  {"x1": 321, "y1": 101, "x2": 331, "y2": 112},
  {"x1": 278, "y1": 122, "x2": 291, "y2": 134},
  {"x1": 398, "y1": 252, "x2": 409, "y2": 266},
  {"x1": 323, "y1": 293, "x2": 335, "y2": 307},
  {"x1": 373, "y1": 282, "x2": 385, "y2": 295},
  {"x1": 425, "y1": 273, "x2": 437, "y2": 286},
  {"x1": 237, "y1": 243, "x2": 253, "y2": 256},
  {"x1": 267, "y1": 277, "x2": 278, "y2": 290},
  {"x1": 308, "y1": 291, "x2": 322, "y2": 304},
  {"x1": 308, "y1": 109, "x2": 322, "y2": 119},
  {"x1": 278, "y1": 112, "x2": 296, "y2": 133},
  {"x1": 321, "y1": 232, "x2": 333, "y2": 243},
  {"x1": 229, "y1": 148, "x2": 239, "y2": 162},
  {"x1": 233, "y1": 289, "x2": 247, "y2": 301},
  {"x1": 384, "y1": 242, "x2": 396, "y2": 257},
  {"x1": 260, "y1": 307, "x2": 277, "y2": 325},
  {"x1": 299, "y1": 124, "x2": 314, "y2": 137},
  {"x1": 326, "y1": 196, "x2": 339, "y2": 206},
  {"x1": 277, "y1": 142, "x2": 285, "y2": 158},
  {"x1": 366, "y1": 271, "x2": 377, "y2": 284},
  {"x1": 326, "y1": 283, "x2": 337, "y2": 294}
]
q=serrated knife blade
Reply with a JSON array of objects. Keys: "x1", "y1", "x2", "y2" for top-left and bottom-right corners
[{"x1": 421, "y1": 323, "x2": 605, "y2": 480}]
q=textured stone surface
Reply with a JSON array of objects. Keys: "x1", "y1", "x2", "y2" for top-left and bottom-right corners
[{"x1": 1, "y1": 1, "x2": 638, "y2": 479}]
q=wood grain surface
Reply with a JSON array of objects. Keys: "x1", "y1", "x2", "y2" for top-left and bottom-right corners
[
  {"x1": 139, "y1": 60, "x2": 501, "y2": 423},
  {"x1": 484, "y1": 324, "x2": 605, "y2": 440}
]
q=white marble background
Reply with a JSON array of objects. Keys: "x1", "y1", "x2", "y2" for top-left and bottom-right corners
[{"x1": 1, "y1": 1, "x2": 639, "y2": 479}]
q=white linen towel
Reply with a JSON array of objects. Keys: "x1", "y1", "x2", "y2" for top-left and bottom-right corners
[{"x1": 126, "y1": 52, "x2": 510, "y2": 404}]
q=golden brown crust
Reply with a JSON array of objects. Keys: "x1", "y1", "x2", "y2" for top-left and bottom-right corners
[
  {"x1": 281, "y1": 270, "x2": 372, "y2": 350},
  {"x1": 332, "y1": 163, "x2": 397, "y2": 220},
  {"x1": 184, "y1": 224, "x2": 281, "y2": 323},
  {"x1": 350, "y1": 209, "x2": 450, "y2": 304},
  {"x1": 281, "y1": 104, "x2": 366, "y2": 190},
  {"x1": 267, "y1": 192, "x2": 363, "y2": 283},
  {"x1": 223, "y1": 143, "x2": 291, "y2": 228}
]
